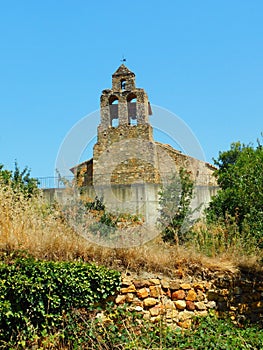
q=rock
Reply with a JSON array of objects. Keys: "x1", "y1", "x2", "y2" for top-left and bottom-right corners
[
  {"x1": 166, "y1": 308, "x2": 178, "y2": 319},
  {"x1": 122, "y1": 277, "x2": 133, "y2": 286},
  {"x1": 143, "y1": 297, "x2": 157, "y2": 307},
  {"x1": 169, "y1": 280, "x2": 181, "y2": 290},
  {"x1": 172, "y1": 290, "x2": 185, "y2": 300},
  {"x1": 177, "y1": 320, "x2": 192, "y2": 329},
  {"x1": 186, "y1": 289, "x2": 197, "y2": 301},
  {"x1": 137, "y1": 287, "x2": 149, "y2": 299},
  {"x1": 164, "y1": 299, "x2": 176, "y2": 309},
  {"x1": 178, "y1": 311, "x2": 195, "y2": 321},
  {"x1": 126, "y1": 293, "x2": 134, "y2": 302},
  {"x1": 149, "y1": 306, "x2": 160, "y2": 316},
  {"x1": 149, "y1": 285, "x2": 163, "y2": 298},
  {"x1": 180, "y1": 283, "x2": 191, "y2": 290},
  {"x1": 204, "y1": 282, "x2": 213, "y2": 290},
  {"x1": 197, "y1": 289, "x2": 206, "y2": 301},
  {"x1": 174, "y1": 300, "x2": 186, "y2": 310},
  {"x1": 166, "y1": 289, "x2": 172, "y2": 298},
  {"x1": 134, "y1": 305, "x2": 143, "y2": 312},
  {"x1": 115, "y1": 295, "x2": 126, "y2": 304},
  {"x1": 193, "y1": 282, "x2": 205, "y2": 291},
  {"x1": 206, "y1": 301, "x2": 217, "y2": 309},
  {"x1": 195, "y1": 301, "x2": 206, "y2": 311},
  {"x1": 132, "y1": 299, "x2": 144, "y2": 308},
  {"x1": 161, "y1": 279, "x2": 170, "y2": 289},
  {"x1": 133, "y1": 280, "x2": 150, "y2": 288},
  {"x1": 186, "y1": 300, "x2": 195, "y2": 311},
  {"x1": 121, "y1": 284, "x2": 136, "y2": 293},
  {"x1": 195, "y1": 310, "x2": 208, "y2": 317},
  {"x1": 149, "y1": 278, "x2": 160, "y2": 285},
  {"x1": 143, "y1": 311, "x2": 151, "y2": 320}
]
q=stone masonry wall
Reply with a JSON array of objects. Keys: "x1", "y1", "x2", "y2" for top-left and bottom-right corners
[{"x1": 113, "y1": 273, "x2": 263, "y2": 328}]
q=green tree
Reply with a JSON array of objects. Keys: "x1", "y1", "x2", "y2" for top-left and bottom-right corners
[
  {"x1": 206, "y1": 139, "x2": 263, "y2": 244},
  {"x1": 0, "y1": 162, "x2": 39, "y2": 197},
  {"x1": 158, "y1": 168, "x2": 194, "y2": 245}
]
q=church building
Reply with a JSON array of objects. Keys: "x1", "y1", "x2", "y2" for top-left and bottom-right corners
[{"x1": 70, "y1": 64, "x2": 217, "y2": 223}]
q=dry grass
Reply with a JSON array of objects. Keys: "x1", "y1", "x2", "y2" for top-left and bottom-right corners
[{"x1": 0, "y1": 183, "x2": 262, "y2": 278}]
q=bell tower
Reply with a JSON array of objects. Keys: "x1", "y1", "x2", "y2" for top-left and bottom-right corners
[
  {"x1": 98, "y1": 64, "x2": 152, "y2": 132},
  {"x1": 93, "y1": 64, "x2": 159, "y2": 186}
]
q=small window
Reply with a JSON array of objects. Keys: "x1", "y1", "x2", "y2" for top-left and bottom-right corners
[{"x1": 121, "y1": 80, "x2": 126, "y2": 90}]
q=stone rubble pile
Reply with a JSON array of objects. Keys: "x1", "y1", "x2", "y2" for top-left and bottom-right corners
[
  {"x1": 113, "y1": 273, "x2": 263, "y2": 327},
  {"x1": 115, "y1": 276, "x2": 217, "y2": 328}
]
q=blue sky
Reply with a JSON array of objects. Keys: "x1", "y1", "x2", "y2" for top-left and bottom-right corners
[{"x1": 1, "y1": 0, "x2": 262, "y2": 179}]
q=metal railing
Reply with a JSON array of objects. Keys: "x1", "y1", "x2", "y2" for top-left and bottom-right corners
[{"x1": 37, "y1": 176, "x2": 74, "y2": 189}]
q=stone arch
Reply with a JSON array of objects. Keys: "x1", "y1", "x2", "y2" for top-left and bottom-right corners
[
  {"x1": 127, "y1": 93, "x2": 137, "y2": 125},
  {"x1": 109, "y1": 95, "x2": 119, "y2": 127},
  {"x1": 127, "y1": 92, "x2": 137, "y2": 103},
  {"x1": 109, "y1": 95, "x2": 119, "y2": 105}
]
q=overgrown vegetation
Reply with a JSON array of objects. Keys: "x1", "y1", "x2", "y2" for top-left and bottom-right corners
[
  {"x1": 1, "y1": 294, "x2": 263, "y2": 349},
  {"x1": 1, "y1": 136, "x2": 263, "y2": 349},
  {"x1": 0, "y1": 252, "x2": 120, "y2": 347},
  {"x1": 206, "y1": 139, "x2": 263, "y2": 248},
  {"x1": 0, "y1": 162, "x2": 39, "y2": 197},
  {"x1": 158, "y1": 168, "x2": 195, "y2": 245}
]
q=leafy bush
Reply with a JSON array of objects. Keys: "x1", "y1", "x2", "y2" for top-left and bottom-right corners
[
  {"x1": 8, "y1": 305, "x2": 262, "y2": 349},
  {"x1": 0, "y1": 252, "x2": 121, "y2": 344},
  {"x1": 63, "y1": 308, "x2": 263, "y2": 350},
  {"x1": 158, "y1": 168, "x2": 194, "y2": 244},
  {"x1": 206, "y1": 139, "x2": 263, "y2": 246},
  {"x1": 84, "y1": 195, "x2": 105, "y2": 211},
  {"x1": 0, "y1": 162, "x2": 39, "y2": 197}
]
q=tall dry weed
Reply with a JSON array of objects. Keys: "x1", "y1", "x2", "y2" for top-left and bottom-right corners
[
  {"x1": 0, "y1": 182, "x2": 261, "y2": 276},
  {"x1": 0, "y1": 184, "x2": 86, "y2": 260}
]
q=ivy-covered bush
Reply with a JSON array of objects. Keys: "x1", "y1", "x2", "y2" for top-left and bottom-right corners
[{"x1": 0, "y1": 252, "x2": 121, "y2": 344}]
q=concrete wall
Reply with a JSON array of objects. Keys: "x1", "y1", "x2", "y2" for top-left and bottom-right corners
[{"x1": 43, "y1": 183, "x2": 218, "y2": 225}]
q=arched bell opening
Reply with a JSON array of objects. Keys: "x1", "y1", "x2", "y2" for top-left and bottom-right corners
[
  {"x1": 127, "y1": 93, "x2": 137, "y2": 126},
  {"x1": 109, "y1": 95, "x2": 119, "y2": 127}
]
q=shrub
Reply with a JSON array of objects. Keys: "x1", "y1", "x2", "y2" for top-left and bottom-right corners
[
  {"x1": 0, "y1": 162, "x2": 39, "y2": 197},
  {"x1": 206, "y1": 139, "x2": 263, "y2": 246},
  {"x1": 158, "y1": 168, "x2": 194, "y2": 245},
  {"x1": 0, "y1": 252, "x2": 121, "y2": 344}
]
